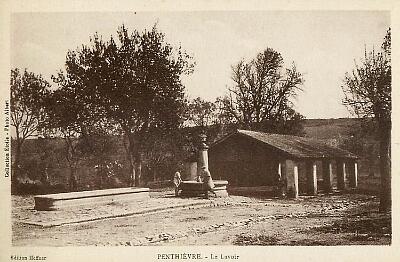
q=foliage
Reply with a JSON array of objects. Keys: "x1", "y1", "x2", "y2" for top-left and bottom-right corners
[
  {"x1": 342, "y1": 28, "x2": 391, "y2": 212},
  {"x1": 10, "y1": 68, "x2": 51, "y2": 139},
  {"x1": 52, "y1": 24, "x2": 194, "y2": 186},
  {"x1": 94, "y1": 160, "x2": 124, "y2": 189},
  {"x1": 342, "y1": 30, "x2": 391, "y2": 122},
  {"x1": 10, "y1": 68, "x2": 51, "y2": 183},
  {"x1": 140, "y1": 128, "x2": 179, "y2": 182},
  {"x1": 217, "y1": 48, "x2": 304, "y2": 134},
  {"x1": 43, "y1": 86, "x2": 124, "y2": 191},
  {"x1": 186, "y1": 97, "x2": 218, "y2": 128}
]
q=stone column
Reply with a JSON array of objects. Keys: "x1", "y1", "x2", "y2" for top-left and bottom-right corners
[
  {"x1": 293, "y1": 164, "x2": 299, "y2": 198},
  {"x1": 197, "y1": 133, "x2": 209, "y2": 177},
  {"x1": 348, "y1": 161, "x2": 358, "y2": 188},
  {"x1": 278, "y1": 162, "x2": 282, "y2": 178},
  {"x1": 337, "y1": 160, "x2": 347, "y2": 190},
  {"x1": 188, "y1": 162, "x2": 198, "y2": 181},
  {"x1": 306, "y1": 161, "x2": 318, "y2": 195},
  {"x1": 285, "y1": 160, "x2": 299, "y2": 198},
  {"x1": 354, "y1": 162, "x2": 358, "y2": 187},
  {"x1": 279, "y1": 161, "x2": 287, "y2": 181},
  {"x1": 322, "y1": 160, "x2": 333, "y2": 193}
]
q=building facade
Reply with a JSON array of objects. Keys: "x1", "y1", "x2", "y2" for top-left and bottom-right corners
[{"x1": 208, "y1": 130, "x2": 359, "y2": 197}]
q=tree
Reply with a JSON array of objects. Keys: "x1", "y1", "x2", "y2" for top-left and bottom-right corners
[
  {"x1": 342, "y1": 28, "x2": 391, "y2": 212},
  {"x1": 141, "y1": 128, "x2": 179, "y2": 182},
  {"x1": 52, "y1": 24, "x2": 194, "y2": 186},
  {"x1": 218, "y1": 48, "x2": 304, "y2": 134},
  {"x1": 43, "y1": 81, "x2": 122, "y2": 191},
  {"x1": 186, "y1": 97, "x2": 217, "y2": 128},
  {"x1": 10, "y1": 68, "x2": 50, "y2": 184}
]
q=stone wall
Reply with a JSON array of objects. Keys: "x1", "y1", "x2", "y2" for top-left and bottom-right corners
[{"x1": 209, "y1": 135, "x2": 282, "y2": 186}]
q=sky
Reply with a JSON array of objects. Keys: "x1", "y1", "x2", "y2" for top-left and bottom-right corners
[{"x1": 11, "y1": 11, "x2": 390, "y2": 119}]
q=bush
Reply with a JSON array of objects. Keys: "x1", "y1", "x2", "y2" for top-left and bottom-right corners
[{"x1": 12, "y1": 181, "x2": 68, "y2": 195}]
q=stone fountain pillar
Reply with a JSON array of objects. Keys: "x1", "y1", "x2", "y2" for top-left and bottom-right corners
[
  {"x1": 179, "y1": 133, "x2": 228, "y2": 197},
  {"x1": 197, "y1": 133, "x2": 209, "y2": 178}
]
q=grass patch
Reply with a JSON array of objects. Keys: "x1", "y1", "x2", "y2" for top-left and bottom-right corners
[
  {"x1": 179, "y1": 216, "x2": 208, "y2": 222},
  {"x1": 345, "y1": 234, "x2": 377, "y2": 242},
  {"x1": 233, "y1": 234, "x2": 279, "y2": 245},
  {"x1": 288, "y1": 239, "x2": 326, "y2": 246},
  {"x1": 314, "y1": 216, "x2": 391, "y2": 237}
]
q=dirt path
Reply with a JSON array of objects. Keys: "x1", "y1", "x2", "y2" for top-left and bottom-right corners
[{"x1": 12, "y1": 193, "x2": 390, "y2": 246}]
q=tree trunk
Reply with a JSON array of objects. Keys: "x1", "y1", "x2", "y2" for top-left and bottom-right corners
[
  {"x1": 98, "y1": 167, "x2": 103, "y2": 189},
  {"x1": 153, "y1": 168, "x2": 157, "y2": 182},
  {"x1": 128, "y1": 154, "x2": 136, "y2": 187},
  {"x1": 12, "y1": 141, "x2": 23, "y2": 185},
  {"x1": 378, "y1": 123, "x2": 391, "y2": 212},
  {"x1": 126, "y1": 133, "x2": 143, "y2": 187},
  {"x1": 69, "y1": 167, "x2": 77, "y2": 192},
  {"x1": 126, "y1": 134, "x2": 137, "y2": 187},
  {"x1": 135, "y1": 154, "x2": 142, "y2": 186}
]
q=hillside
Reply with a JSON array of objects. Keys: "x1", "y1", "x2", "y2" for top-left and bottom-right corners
[
  {"x1": 302, "y1": 118, "x2": 361, "y2": 140},
  {"x1": 303, "y1": 117, "x2": 380, "y2": 192}
]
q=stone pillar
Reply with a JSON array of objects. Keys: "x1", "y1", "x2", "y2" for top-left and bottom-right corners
[
  {"x1": 279, "y1": 161, "x2": 286, "y2": 181},
  {"x1": 348, "y1": 161, "x2": 358, "y2": 188},
  {"x1": 285, "y1": 160, "x2": 299, "y2": 198},
  {"x1": 337, "y1": 160, "x2": 346, "y2": 190},
  {"x1": 278, "y1": 162, "x2": 282, "y2": 177},
  {"x1": 278, "y1": 161, "x2": 287, "y2": 197},
  {"x1": 293, "y1": 164, "x2": 299, "y2": 198},
  {"x1": 188, "y1": 162, "x2": 198, "y2": 180},
  {"x1": 197, "y1": 133, "x2": 209, "y2": 177},
  {"x1": 306, "y1": 161, "x2": 318, "y2": 195},
  {"x1": 354, "y1": 162, "x2": 358, "y2": 187},
  {"x1": 322, "y1": 160, "x2": 333, "y2": 193}
]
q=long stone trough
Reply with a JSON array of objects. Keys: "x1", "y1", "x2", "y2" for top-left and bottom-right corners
[{"x1": 34, "y1": 187, "x2": 150, "y2": 211}]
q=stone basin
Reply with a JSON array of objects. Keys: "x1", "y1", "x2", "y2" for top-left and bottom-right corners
[
  {"x1": 179, "y1": 180, "x2": 229, "y2": 197},
  {"x1": 34, "y1": 187, "x2": 150, "y2": 211}
]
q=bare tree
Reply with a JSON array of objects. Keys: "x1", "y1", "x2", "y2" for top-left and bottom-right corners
[
  {"x1": 218, "y1": 48, "x2": 304, "y2": 134},
  {"x1": 10, "y1": 68, "x2": 50, "y2": 183},
  {"x1": 342, "y1": 28, "x2": 391, "y2": 212}
]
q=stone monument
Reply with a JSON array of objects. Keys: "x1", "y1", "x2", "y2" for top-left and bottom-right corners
[{"x1": 179, "y1": 133, "x2": 228, "y2": 197}]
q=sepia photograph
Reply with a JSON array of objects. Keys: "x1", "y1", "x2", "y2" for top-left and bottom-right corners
[{"x1": 2, "y1": 2, "x2": 398, "y2": 260}]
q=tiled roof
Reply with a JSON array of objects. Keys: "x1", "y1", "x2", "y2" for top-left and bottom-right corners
[{"x1": 212, "y1": 129, "x2": 358, "y2": 159}]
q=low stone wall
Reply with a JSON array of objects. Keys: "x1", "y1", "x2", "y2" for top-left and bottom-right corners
[
  {"x1": 179, "y1": 180, "x2": 229, "y2": 197},
  {"x1": 34, "y1": 187, "x2": 150, "y2": 211}
]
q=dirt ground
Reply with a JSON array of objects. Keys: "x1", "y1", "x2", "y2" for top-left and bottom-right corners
[{"x1": 12, "y1": 191, "x2": 391, "y2": 246}]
